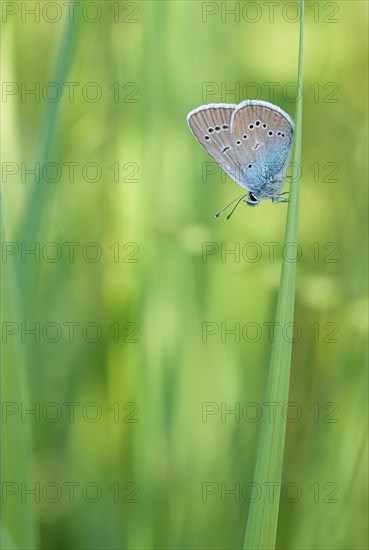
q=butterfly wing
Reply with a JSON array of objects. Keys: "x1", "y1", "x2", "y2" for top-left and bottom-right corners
[
  {"x1": 230, "y1": 100, "x2": 294, "y2": 191},
  {"x1": 187, "y1": 104, "x2": 249, "y2": 188}
]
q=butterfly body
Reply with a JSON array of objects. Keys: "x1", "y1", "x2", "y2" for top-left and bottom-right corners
[{"x1": 187, "y1": 100, "x2": 294, "y2": 207}]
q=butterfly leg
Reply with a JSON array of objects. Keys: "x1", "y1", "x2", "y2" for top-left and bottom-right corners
[{"x1": 272, "y1": 195, "x2": 289, "y2": 204}]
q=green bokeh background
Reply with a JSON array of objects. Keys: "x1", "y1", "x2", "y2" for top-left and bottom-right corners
[{"x1": 1, "y1": 1, "x2": 368, "y2": 549}]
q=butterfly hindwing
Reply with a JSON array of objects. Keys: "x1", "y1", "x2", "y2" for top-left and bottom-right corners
[{"x1": 230, "y1": 100, "x2": 294, "y2": 189}]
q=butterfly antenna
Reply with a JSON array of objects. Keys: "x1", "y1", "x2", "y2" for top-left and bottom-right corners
[
  {"x1": 226, "y1": 194, "x2": 249, "y2": 220},
  {"x1": 214, "y1": 193, "x2": 247, "y2": 220}
]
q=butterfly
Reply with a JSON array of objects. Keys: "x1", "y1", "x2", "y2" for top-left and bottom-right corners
[{"x1": 187, "y1": 100, "x2": 294, "y2": 218}]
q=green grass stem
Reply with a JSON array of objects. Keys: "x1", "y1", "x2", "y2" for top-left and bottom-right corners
[
  {"x1": 17, "y1": 12, "x2": 80, "y2": 309},
  {"x1": 1, "y1": 10, "x2": 80, "y2": 549},
  {"x1": 243, "y1": 1, "x2": 304, "y2": 548}
]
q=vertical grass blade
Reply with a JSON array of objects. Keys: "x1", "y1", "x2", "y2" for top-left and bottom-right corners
[
  {"x1": 17, "y1": 11, "x2": 80, "y2": 304},
  {"x1": 1, "y1": 9, "x2": 80, "y2": 549},
  {"x1": 243, "y1": 1, "x2": 304, "y2": 548}
]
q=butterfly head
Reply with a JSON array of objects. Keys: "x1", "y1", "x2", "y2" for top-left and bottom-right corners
[{"x1": 246, "y1": 192, "x2": 260, "y2": 207}]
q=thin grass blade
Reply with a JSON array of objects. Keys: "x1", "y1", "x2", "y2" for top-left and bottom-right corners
[{"x1": 243, "y1": 1, "x2": 304, "y2": 548}]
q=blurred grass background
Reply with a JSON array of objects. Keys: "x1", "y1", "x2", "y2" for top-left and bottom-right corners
[{"x1": 1, "y1": 1, "x2": 368, "y2": 549}]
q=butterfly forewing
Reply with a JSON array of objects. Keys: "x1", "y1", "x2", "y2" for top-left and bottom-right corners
[
  {"x1": 230, "y1": 100, "x2": 294, "y2": 187},
  {"x1": 187, "y1": 104, "x2": 248, "y2": 187}
]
